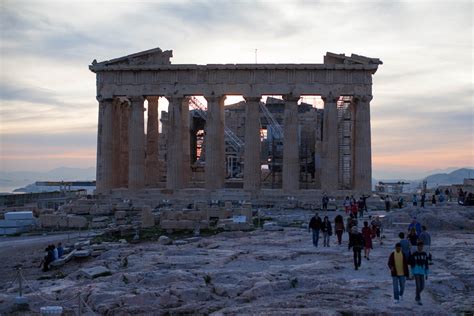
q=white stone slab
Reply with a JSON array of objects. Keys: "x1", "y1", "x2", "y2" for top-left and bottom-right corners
[
  {"x1": 80, "y1": 266, "x2": 111, "y2": 279},
  {"x1": 5, "y1": 211, "x2": 33, "y2": 220}
]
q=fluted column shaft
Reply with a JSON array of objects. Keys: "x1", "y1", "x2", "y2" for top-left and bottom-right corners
[
  {"x1": 321, "y1": 93, "x2": 339, "y2": 191},
  {"x1": 166, "y1": 96, "x2": 185, "y2": 189},
  {"x1": 146, "y1": 96, "x2": 160, "y2": 187},
  {"x1": 282, "y1": 94, "x2": 300, "y2": 192},
  {"x1": 111, "y1": 99, "x2": 122, "y2": 188},
  {"x1": 243, "y1": 96, "x2": 262, "y2": 191},
  {"x1": 205, "y1": 95, "x2": 226, "y2": 190},
  {"x1": 353, "y1": 95, "x2": 372, "y2": 192},
  {"x1": 96, "y1": 98, "x2": 114, "y2": 193},
  {"x1": 181, "y1": 98, "x2": 191, "y2": 186},
  {"x1": 119, "y1": 102, "x2": 130, "y2": 188},
  {"x1": 128, "y1": 96, "x2": 145, "y2": 190}
]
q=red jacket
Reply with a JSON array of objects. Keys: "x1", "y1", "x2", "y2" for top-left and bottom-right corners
[{"x1": 387, "y1": 251, "x2": 409, "y2": 277}]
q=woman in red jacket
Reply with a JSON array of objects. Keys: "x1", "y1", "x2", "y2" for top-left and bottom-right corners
[{"x1": 361, "y1": 221, "x2": 374, "y2": 260}]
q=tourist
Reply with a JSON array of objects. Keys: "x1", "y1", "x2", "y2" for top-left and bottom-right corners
[
  {"x1": 418, "y1": 226, "x2": 432, "y2": 264},
  {"x1": 322, "y1": 194, "x2": 329, "y2": 212},
  {"x1": 408, "y1": 227, "x2": 418, "y2": 252},
  {"x1": 57, "y1": 242, "x2": 64, "y2": 258},
  {"x1": 361, "y1": 221, "x2": 373, "y2": 260},
  {"x1": 397, "y1": 196, "x2": 404, "y2": 209},
  {"x1": 431, "y1": 194, "x2": 436, "y2": 206},
  {"x1": 321, "y1": 216, "x2": 332, "y2": 247},
  {"x1": 348, "y1": 226, "x2": 365, "y2": 270},
  {"x1": 41, "y1": 245, "x2": 55, "y2": 272},
  {"x1": 308, "y1": 212, "x2": 322, "y2": 247},
  {"x1": 344, "y1": 196, "x2": 351, "y2": 215},
  {"x1": 398, "y1": 232, "x2": 411, "y2": 261},
  {"x1": 52, "y1": 244, "x2": 58, "y2": 261},
  {"x1": 371, "y1": 216, "x2": 383, "y2": 245},
  {"x1": 334, "y1": 214, "x2": 345, "y2": 245},
  {"x1": 408, "y1": 217, "x2": 422, "y2": 236},
  {"x1": 387, "y1": 243, "x2": 409, "y2": 304},
  {"x1": 351, "y1": 200, "x2": 358, "y2": 218},
  {"x1": 421, "y1": 193, "x2": 426, "y2": 208},
  {"x1": 357, "y1": 197, "x2": 365, "y2": 218},
  {"x1": 385, "y1": 195, "x2": 391, "y2": 211},
  {"x1": 360, "y1": 194, "x2": 369, "y2": 213},
  {"x1": 347, "y1": 213, "x2": 358, "y2": 239},
  {"x1": 409, "y1": 241, "x2": 430, "y2": 305},
  {"x1": 412, "y1": 194, "x2": 418, "y2": 207}
]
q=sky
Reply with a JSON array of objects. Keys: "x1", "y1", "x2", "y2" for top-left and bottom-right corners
[{"x1": 0, "y1": 0, "x2": 472, "y2": 180}]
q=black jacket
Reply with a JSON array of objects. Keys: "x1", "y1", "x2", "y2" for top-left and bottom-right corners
[
  {"x1": 321, "y1": 221, "x2": 332, "y2": 234},
  {"x1": 349, "y1": 232, "x2": 365, "y2": 250},
  {"x1": 309, "y1": 216, "x2": 322, "y2": 230}
]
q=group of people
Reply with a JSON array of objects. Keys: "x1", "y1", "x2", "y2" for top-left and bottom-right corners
[
  {"x1": 40, "y1": 243, "x2": 64, "y2": 272},
  {"x1": 389, "y1": 217, "x2": 431, "y2": 305},
  {"x1": 308, "y1": 212, "x2": 383, "y2": 271},
  {"x1": 340, "y1": 195, "x2": 369, "y2": 218},
  {"x1": 308, "y1": 209, "x2": 432, "y2": 306}
]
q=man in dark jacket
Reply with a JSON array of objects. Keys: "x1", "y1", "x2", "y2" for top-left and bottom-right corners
[
  {"x1": 388, "y1": 243, "x2": 409, "y2": 303},
  {"x1": 349, "y1": 226, "x2": 365, "y2": 270},
  {"x1": 308, "y1": 213, "x2": 322, "y2": 247},
  {"x1": 409, "y1": 241, "x2": 430, "y2": 305}
]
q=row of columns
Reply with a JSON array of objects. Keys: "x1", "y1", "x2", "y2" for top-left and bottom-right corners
[{"x1": 96, "y1": 93, "x2": 372, "y2": 193}]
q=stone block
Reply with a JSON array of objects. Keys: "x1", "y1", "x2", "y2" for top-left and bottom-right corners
[
  {"x1": 115, "y1": 211, "x2": 126, "y2": 220},
  {"x1": 92, "y1": 216, "x2": 109, "y2": 222},
  {"x1": 40, "y1": 215, "x2": 67, "y2": 228},
  {"x1": 80, "y1": 266, "x2": 111, "y2": 278},
  {"x1": 158, "y1": 235, "x2": 172, "y2": 245},
  {"x1": 71, "y1": 205, "x2": 91, "y2": 215},
  {"x1": 67, "y1": 216, "x2": 88, "y2": 229},
  {"x1": 91, "y1": 221, "x2": 108, "y2": 229},
  {"x1": 5, "y1": 212, "x2": 33, "y2": 220},
  {"x1": 74, "y1": 240, "x2": 90, "y2": 249},
  {"x1": 74, "y1": 249, "x2": 92, "y2": 257},
  {"x1": 141, "y1": 209, "x2": 155, "y2": 228}
]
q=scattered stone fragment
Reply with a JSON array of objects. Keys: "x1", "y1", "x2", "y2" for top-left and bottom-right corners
[{"x1": 80, "y1": 266, "x2": 111, "y2": 279}]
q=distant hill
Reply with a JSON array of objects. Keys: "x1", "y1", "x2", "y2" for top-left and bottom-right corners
[
  {"x1": 424, "y1": 168, "x2": 473, "y2": 186},
  {"x1": 0, "y1": 167, "x2": 95, "y2": 193}
]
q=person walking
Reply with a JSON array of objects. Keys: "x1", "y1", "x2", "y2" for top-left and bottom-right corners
[
  {"x1": 408, "y1": 227, "x2": 418, "y2": 252},
  {"x1": 421, "y1": 193, "x2": 426, "y2": 208},
  {"x1": 431, "y1": 194, "x2": 436, "y2": 206},
  {"x1": 334, "y1": 214, "x2": 345, "y2": 245},
  {"x1": 409, "y1": 241, "x2": 430, "y2": 305},
  {"x1": 370, "y1": 216, "x2": 383, "y2": 245},
  {"x1": 349, "y1": 226, "x2": 365, "y2": 270},
  {"x1": 322, "y1": 194, "x2": 329, "y2": 212},
  {"x1": 308, "y1": 213, "x2": 322, "y2": 248},
  {"x1": 408, "y1": 217, "x2": 422, "y2": 236},
  {"x1": 385, "y1": 195, "x2": 391, "y2": 211},
  {"x1": 398, "y1": 232, "x2": 411, "y2": 262},
  {"x1": 321, "y1": 216, "x2": 332, "y2": 247},
  {"x1": 361, "y1": 221, "x2": 374, "y2": 260},
  {"x1": 412, "y1": 194, "x2": 418, "y2": 207},
  {"x1": 418, "y1": 226, "x2": 432, "y2": 264},
  {"x1": 344, "y1": 196, "x2": 351, "y2": 215},
  {"x1": 387, "y1": 243, "x2": 410, "y2": 304}
]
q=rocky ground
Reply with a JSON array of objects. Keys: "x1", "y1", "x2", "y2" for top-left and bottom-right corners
[{"x1": 0, "y1": 204, "x2": 473, "y2": 315}]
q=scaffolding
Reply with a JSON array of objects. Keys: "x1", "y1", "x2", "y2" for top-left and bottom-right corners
[{"x1": 337, "y1": 96, "x2": 353, "y2": 189}]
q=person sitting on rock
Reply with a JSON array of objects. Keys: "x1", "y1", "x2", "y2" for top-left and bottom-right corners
[
  {"x1": 57, "y1": 242, "x2": 64, "y2": 258},
  {"x1": 41, "y1": 245, "x2": 55, "y2": 272}
]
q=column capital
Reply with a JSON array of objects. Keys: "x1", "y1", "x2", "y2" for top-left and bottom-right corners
[
  {"x1": 146, "y1": 96, "x2": 160, "y2": 102},
  {"x1": 282, "y1": 93, "x2": 300, "y2": 102},
  {"x1": 321, "y1": 92, "x2": 339, "y2": 103},
  {"x1": 128, "y1": 95, "x2": 145, "y2": 103},
  {"x1": 204, "y1": 94, "x2": 226, "y2": 104},
  {"x1": 96, "y1": 96, "x2": 113, "y2": 103},
  {"x1": 243, "y1": 96, "x2": 261, "y2": 103},
  {"x1": 354, "y1": 94, "x2": 373, "y2": 103}
]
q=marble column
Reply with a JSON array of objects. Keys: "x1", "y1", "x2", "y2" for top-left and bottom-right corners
[
  {"x1": 166, "y1": 96, "x2": 185, "y2": 189},
  {"x1": 111, "y1": 99, "x2": 122, "y2": 188},
  {"x1": 119, "y1": 101, "x2": 130, "y2": 188},
  {"x1": 353, "y1": 95, "x2": 373, "y2": 192},
  {"x1": 204, "y1": 95, "x2": 226, "y2": 190},
  {"x1": 96, "y1": 97, "x2": 114, "y2": 193},
  {"x1": 145, "y1": 96, "x2": 160, "y2": 187},
  {"x1": 321, "y1": 93, "x2": 339, "y2": 191},
  {"x1": 243, "y1": 96, "x2": 262, "y2": 191},
  {"x1": 282, "y1": 94, "x2": 300, "y2": 192},
  {"x1": 181, "y1": 97, "x2": 191, "y2": 187},
  {"x1": 128, "y1": 96, "x2": 145, "y2": 190}
]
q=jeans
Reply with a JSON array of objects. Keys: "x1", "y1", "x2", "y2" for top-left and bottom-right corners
[
  {"x1": 414, "y1": 274, "x2": 425, "y2": 301},
  {"x1": 353, "y1": 248, "x2": 361, "y2": 268},
  {"x1": 392, "y1": 276, "x2": 406, "y2": 300},
  {"x1": 336, "y1": 230, "x2": 343, "y2": 244},
  {"x1": 312, "y1": 229, "x2": 320, "y2": 247},
  {"x1": 323, "y1": 232, "x2": 330, "y2": 247}
]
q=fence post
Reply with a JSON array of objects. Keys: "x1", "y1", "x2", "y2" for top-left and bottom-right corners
[{"x1": 78, "y1": 292, "x2": 82, "y2": 316}]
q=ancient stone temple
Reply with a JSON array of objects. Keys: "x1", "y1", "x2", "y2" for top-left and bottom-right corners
[{"x1": 89, "y1": 47, "x2": 382, "y2": 196}]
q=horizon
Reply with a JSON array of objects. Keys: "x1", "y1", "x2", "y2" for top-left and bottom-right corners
[{"x1": 0, "y1": 0, "x2": 473, "y2": 179}]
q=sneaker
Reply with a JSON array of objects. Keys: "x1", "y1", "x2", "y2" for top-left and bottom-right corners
[
  {"x1": 355, "y1": 266, "x2": 358, "y2": 270},
  {"x1": 367, "y1": 257, "x2": 370, "y2": 260},
  {"x1": 393, "y1": 299, "x2": 399, "y2": 304},
  {"x1": 417, "y1": 301, "x2": 423, "y2": 306},
  {"x1": 399, "y1": 295, "x2": 403, "y2": 301}
]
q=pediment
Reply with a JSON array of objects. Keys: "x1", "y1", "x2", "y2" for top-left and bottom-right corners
[{"x1": 91, "y1": 47, "x2": 173, "y2": 68}]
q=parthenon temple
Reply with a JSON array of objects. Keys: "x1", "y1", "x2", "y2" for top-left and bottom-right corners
[{"x1": 89, "y1": 47, "x2": 382, "y2": 198}]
